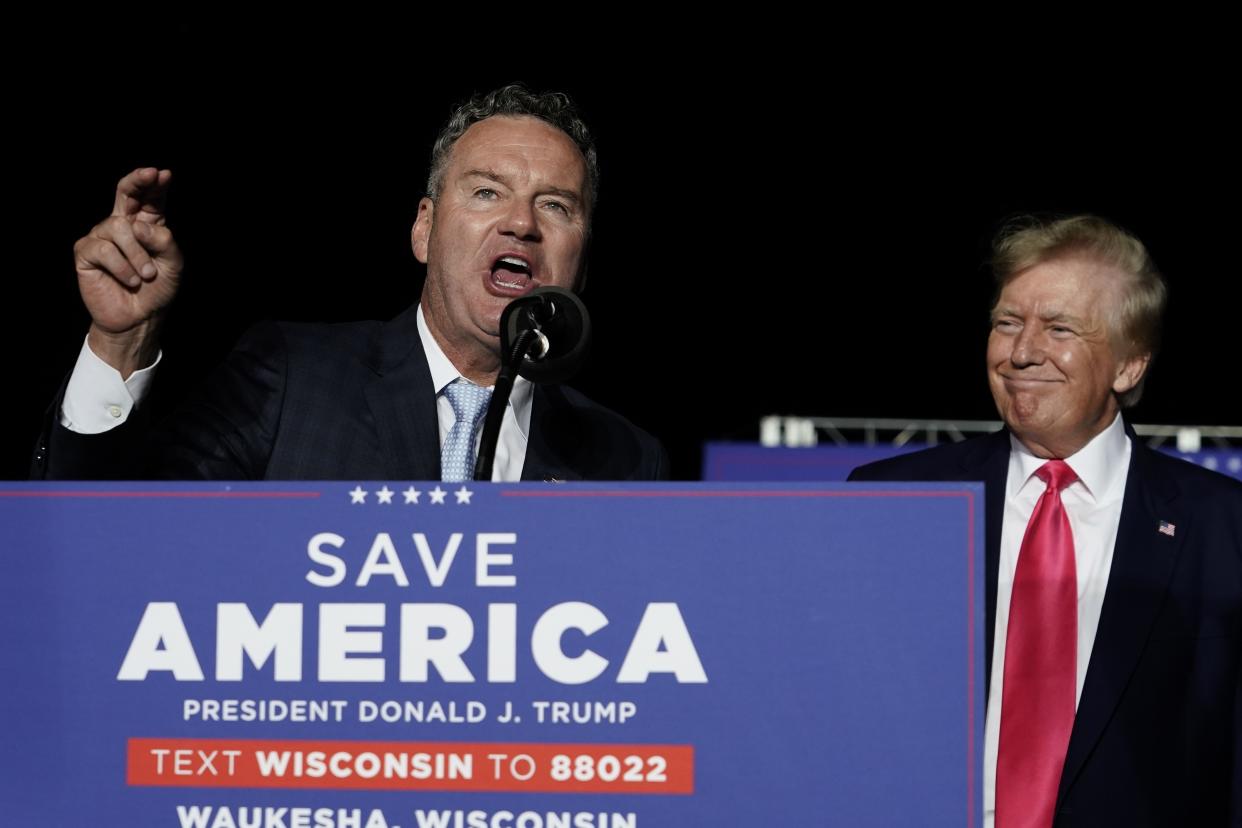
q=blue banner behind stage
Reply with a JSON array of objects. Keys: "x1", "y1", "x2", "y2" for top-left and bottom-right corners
[
  {"x1": 1, "y1": 482, "x2": 984, "y2": 828},
  {"x1": 703, "y1": 441, "x2": 1242, "y2": 482}
]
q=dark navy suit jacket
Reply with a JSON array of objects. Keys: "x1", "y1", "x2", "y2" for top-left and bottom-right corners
[
  {"x1": 32, "y1": 304, "x2": 667, "y2": 481},
  {"x1": 850, "y1": 429, "x2": 1241, "y2": 827}
]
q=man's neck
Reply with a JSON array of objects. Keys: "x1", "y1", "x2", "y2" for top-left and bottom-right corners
[
  {"x1": 1013, "y1": 405, "x2": 1121, "y2": 460},
  {"x1": 419, "y1": 314, "x2": 500, "y2": 386}
]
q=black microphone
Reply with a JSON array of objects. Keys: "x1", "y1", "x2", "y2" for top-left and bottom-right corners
[
  {"x1": 500, "y1": 286, "x2": 591, "y2": 385},
  {"x1": 474, "y1": 287, "x2": 592, "y2": 480}
]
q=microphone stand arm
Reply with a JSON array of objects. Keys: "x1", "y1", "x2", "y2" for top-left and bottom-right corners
[{"x1": 473, "y1": 328, "x2": 540, "y2": 482}]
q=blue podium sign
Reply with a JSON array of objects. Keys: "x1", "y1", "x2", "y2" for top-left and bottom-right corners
[{"x1": 1, "y1": 482, "x2": 984, "y2": 827}]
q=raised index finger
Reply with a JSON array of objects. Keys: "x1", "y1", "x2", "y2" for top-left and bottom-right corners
[{"x1": 112, "y1": 167, "x2": 172, "y2": 223}]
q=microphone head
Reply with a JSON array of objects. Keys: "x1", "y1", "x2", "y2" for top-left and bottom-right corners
[{"x1": 500, "y1": 286, "x2": 592, "y2": 384}]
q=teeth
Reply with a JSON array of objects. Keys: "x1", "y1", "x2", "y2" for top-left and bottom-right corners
[{"x1": 498, "y1": 256, "x2": 529, "y2": 270}]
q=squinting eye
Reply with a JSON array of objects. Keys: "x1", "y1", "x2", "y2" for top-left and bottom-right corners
[
  {"x1": 542, "y1": 200, "x2": 569, "y2": 215},
  {"x1": 995, "y1": 320, "x2": 1018, "y2": 331}
]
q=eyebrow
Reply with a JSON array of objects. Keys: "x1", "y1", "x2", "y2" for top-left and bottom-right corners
[
  {"x1": 991, "y1": 306, "x2": 1090, "y2": 328},
  {"x1": 462, "y1": 168, "x2": 583, "y2": 205}
]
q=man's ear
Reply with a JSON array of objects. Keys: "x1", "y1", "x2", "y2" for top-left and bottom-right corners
[
  {"x1": 1113, "y1": 351, "x2": 1151, "y2": 395},
  {"x1": 411, "y1": 197, "x2": 434, "y2": 264}
]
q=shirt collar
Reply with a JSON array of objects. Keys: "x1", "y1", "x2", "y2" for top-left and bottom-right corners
[
  {"x1": 1007, "y1": 412, "x2": 1130, "y2": 503},
  {"x1": 416, "y1": 304, "x2": 533, "y2": 439}
]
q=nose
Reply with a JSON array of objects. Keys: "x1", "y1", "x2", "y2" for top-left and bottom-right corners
[
  {"x1": 1009, "y1": 326, "x2": 1045, "y2": 367},
  {"x1": 498, "y1": 199, "x2": 541, "y2": 242}
]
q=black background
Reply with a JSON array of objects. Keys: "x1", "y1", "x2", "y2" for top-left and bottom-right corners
[{"x1": 8, "y1": 23, "x2": 1239, "y2": 479}]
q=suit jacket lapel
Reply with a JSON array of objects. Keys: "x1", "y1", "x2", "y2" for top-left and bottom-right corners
[
  {"x1": 1057, "y1": 441, "x2": 1185, "y2": 803},
  {"x1": 958, "y1": 430, "x2": 1012, "y2": 693},
  {"x1": 363, "y1": 305, "x2": 441, "y2": 480},
  {"x1": 520, "y1": 385, "x2": 584, "y2": 482}
]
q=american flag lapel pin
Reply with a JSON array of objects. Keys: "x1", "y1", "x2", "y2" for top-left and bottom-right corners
[{"x1": 1158, "y1": 520, "x2": 1176, "y2": 537}]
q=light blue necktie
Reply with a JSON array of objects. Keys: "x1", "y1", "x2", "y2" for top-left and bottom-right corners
[{"x1": 440, "y1": 379, "x2": 493, "y2": 482}]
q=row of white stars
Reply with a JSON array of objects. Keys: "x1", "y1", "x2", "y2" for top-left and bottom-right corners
[{"x1": 349, "y1": 485, "x2": 474, "y2": 505}]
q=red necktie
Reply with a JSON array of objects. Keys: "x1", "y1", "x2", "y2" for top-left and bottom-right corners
[{"x1": 996, "y1": 459, "x2": 1078, "y2": 828}]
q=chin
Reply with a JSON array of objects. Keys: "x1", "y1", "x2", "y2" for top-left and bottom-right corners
[
  {"x1": 474, "y1": 306, "x2": 505, "y2": 333},
  {"x1": 998, "y1": 401, "x2": 1040, "y2": 434}
]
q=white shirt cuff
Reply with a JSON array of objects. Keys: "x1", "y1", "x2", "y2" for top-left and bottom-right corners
[{"x1": 59, "y1": 335, "x2": 161, "y2": 434}]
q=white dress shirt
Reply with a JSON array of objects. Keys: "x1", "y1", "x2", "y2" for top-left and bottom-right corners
[
  {"x1": 982, "y1": 413, "x2": 1130, "y2": 827},
  {"x1": 416, "y1": 305, "x2": 532, "y2": 482},
  {"x1": 60, "y1": 336, "x2": 160, "y2": 433},
  {"x1": 58, "y1": 306, "x2": 533, "y2": 481}
]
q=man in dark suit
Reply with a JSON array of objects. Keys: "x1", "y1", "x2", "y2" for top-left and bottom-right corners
[
  {"x1": 32, "y1": 85, "x2": 666, "y2": 481},
  {"x1": 850, "y1": 216, "x2": 1240, "y2": 827}
]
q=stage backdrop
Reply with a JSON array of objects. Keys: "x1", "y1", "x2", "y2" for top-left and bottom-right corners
[{"x1": 703, "y1": 442, "x2": 1242, "y2": 482}]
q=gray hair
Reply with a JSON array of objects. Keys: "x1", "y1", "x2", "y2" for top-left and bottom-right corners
[
  {"x1": 426, "y1": 84, "x2": 599, "y2": 214},
  {"x1": 991, "y1": 214, "x2": 1167, "y2": 408}
]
